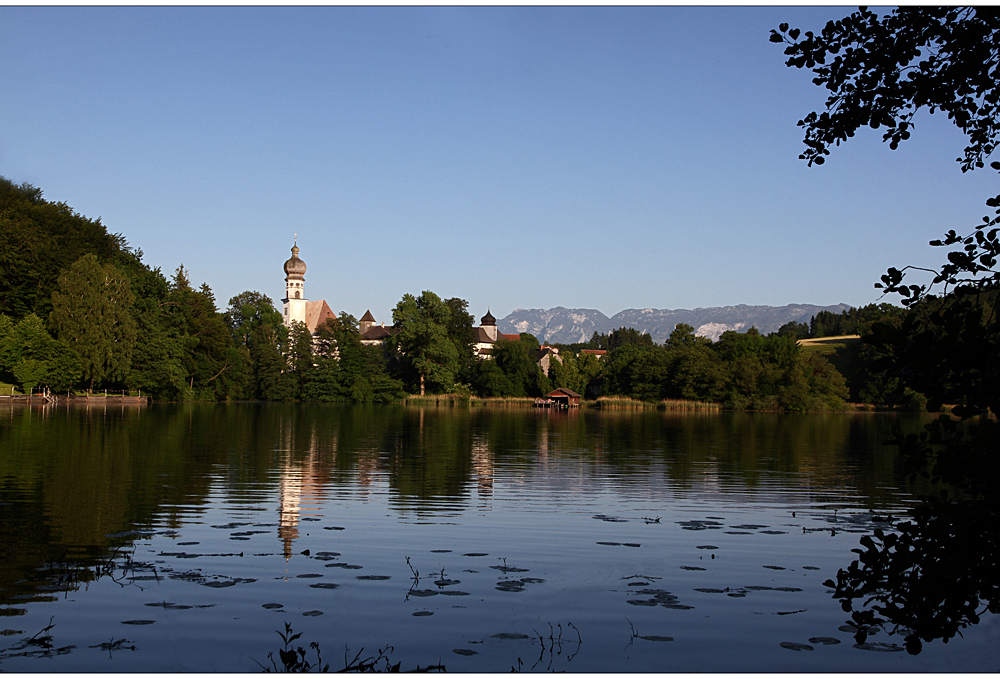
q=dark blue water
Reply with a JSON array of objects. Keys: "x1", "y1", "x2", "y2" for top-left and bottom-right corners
[{"x1": 0, "y1": 403, "x2": 996, "y2": 671}]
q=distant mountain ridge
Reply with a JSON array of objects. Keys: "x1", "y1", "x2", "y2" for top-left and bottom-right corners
[{"x1": 499, "y1": 303, "x2": 852, "y2": 344}]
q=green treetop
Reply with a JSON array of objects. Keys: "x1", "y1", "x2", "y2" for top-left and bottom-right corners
[{"x1": 50, "y1": 253, "x2": 137, "y2": 390}]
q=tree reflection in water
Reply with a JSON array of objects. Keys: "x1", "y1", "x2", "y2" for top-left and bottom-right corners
[{"x1": 826, "y1": 415, "x2": 999, "y2": 654}]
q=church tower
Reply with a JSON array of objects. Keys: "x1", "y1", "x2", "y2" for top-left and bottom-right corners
[
  {"x1": 480, "y1": 309, "x2": 498, "y2": 341},
  {"x1": 282, "y1": 238, "x2": 308, "y2": 327}
]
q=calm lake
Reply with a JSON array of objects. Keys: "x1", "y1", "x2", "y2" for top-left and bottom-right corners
[{"x1": 0, "y1": 403, "x2": 997, "y2": 672}]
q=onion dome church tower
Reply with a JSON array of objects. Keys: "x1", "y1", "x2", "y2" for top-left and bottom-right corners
[
  {"x1": 480, "y1": 309, "x2": 498, "y2": 341},
  {"x1": 282, "y1": 238, "x2": 308, "y2": 326}
]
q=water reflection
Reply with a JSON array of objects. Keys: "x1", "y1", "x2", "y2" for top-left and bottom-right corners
[
  {"x1": 1, "y1": 401, "x2": 954, "y2": 671},
  {"x1": 0, "y1": 404, "x2": 920, "y2": 579}
]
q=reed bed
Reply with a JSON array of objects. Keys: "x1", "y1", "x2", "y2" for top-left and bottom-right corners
[
  {"x1": 593, "y1": 396, "x2": 721, "y2": 411},
  {"x1": 405, "y1": 394, "x2": 537, "y2": 407}
]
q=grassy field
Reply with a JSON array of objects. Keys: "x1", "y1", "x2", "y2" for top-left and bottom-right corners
[{"x1": 797, "y1": 335, "x2": 861, "y2": 353}]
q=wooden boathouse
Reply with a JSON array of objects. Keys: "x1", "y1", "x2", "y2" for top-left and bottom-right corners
[{"x1": 535, "y1": 388, "x2": 582, "y2": 408}]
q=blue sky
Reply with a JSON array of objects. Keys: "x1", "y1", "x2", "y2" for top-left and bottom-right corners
[{"x1": 2, "y1": 6, "x2": 995, "y2": 325}]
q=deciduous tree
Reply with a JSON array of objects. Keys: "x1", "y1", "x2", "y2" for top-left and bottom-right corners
[
  {"x1": 50, "y1": 253, "x2": 137, "y2": 390},
  {"x1": 391, "y1": 291, "x2": 461, "y2": 395},
  {"x1": 773, "y1": 6, "x2": 1000, "y2": 653}
]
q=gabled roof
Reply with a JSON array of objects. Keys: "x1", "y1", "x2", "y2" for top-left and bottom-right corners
[
  {"x1": 547, "y1": 388, "x2": 581, "y2": 398},
  {"x1": 360, "y1": 325, "x2": 396, "y2": 340},
  {"x1": 500, "y1": 333, "x2": 520, "y2": 341},
  {"x1": 360, "y1": 309, "x2": 376, "y2": 322},
  {"x1": 305, "y1": 300, "x2": 336, "y2": 334}
]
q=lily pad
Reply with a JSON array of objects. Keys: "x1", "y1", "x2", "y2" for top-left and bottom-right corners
[
  {"x1": 296, "y1": 573, "x2": 323, "y2": 578},
  {"x1": 854, "y1": 642, "x2": 903, "y2": 652},
  {"x1": 322, "y1": 526, "x2": 345, "y2": 531},
  {"x1": 302, "y1": 610, "x2": 324, "y2": 617},
  {"x1": 496, "y1": 581, "x2": 526, "y2": 592},
  {"x1": 453, "y1": 648, "x2": 478, "y2": 655},
  {"x1": 262, "y1": 603, "x2": 284, "y2": 609},
  {"x1": 627, "y1": 599, "x2": 658, "y2": 606},
  {"x1": 492, "y1": 633, "x2": 530, "y2": 640},
  {"x1": 434, "y1": 579, "x2": 460, "y2": 586},
  {"x1": 639, "y1": 635, "x2": 674, "y2": 642},
  {"x1": 694, "y1": 588, "x2": 726, "y2": 594},
  {"x1": 145, "y1": 602, "x2": 192, "y2": 610},
  {"x1": 357, "y1": 575, "x2": 391, "y2": 581},
  {"x1": 309, "y1": 583, "x2": 340, "y2": 589},
  {"x1": 776, "y1": 610, "x2": 807, "y2": 615},
  {"x1": 680, "y1": 566, "x2": 706, "y2": 571},
  {"x1": 780, "y1": 642, "x2": 814, "y2": 651},
  {"x1": 412, "y1": 611, "x2": 434, "y2": 617},
  {"x1": 463, "y1": 553, "x2": 488, "y2": 557},
  {"x1": 177, "y1": 541, "x2": 199, "y2": 546},
  {"x1": 677, "y1": 520, "x2": 723, "y2": 531},
  {"x1": 203, "y1": 580, "x2": 236, "y2": 588},
  {"x1": 409, "y1": 589, "x2": 438, "y2": 597},
  {"x1": 696, "y1": 545, "x2": 719, "y2": 550},
  {"x1": 808, "y1": 637, "x2": 841, "y2": 645},
  {"x1": 431, "y1": 549, "x2": 452, "y2": 553},
  {"x1": 121, "y1": 620, "x2": 156, "y2": 625},
  {"x1": 763, "y1": 565, "x2": 786, "y2": 570},
  {"x1": 439, "y1": 590, "x2": 470, "y2": 596},
  {"x1": 316, "y1": 551, "x2": 340, "y2": 557}
]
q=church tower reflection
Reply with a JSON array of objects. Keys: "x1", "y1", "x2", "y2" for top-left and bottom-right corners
[{"x1": 277, "y1": 425, "x2": 335, "y2": 559}]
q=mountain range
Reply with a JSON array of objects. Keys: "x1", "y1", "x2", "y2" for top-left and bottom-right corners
[{"x1": 497, "y1": 303, "x2": 852, "y2": 344}]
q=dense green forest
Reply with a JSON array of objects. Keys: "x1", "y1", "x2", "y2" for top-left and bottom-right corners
[{"x1": 0, "y1": 175, "x2": 928, "y2": 410}]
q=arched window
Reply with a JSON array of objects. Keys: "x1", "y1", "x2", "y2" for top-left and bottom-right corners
[{"x1": 295, "y1": 292, "x2": 300, "y2": 299}]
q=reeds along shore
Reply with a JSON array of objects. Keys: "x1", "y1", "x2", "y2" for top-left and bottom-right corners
[
  {"x1": 402, "y1": 394, "x2": 904, "y2": 413},
  {"x1": 405, "y1": 394, "x2": 537, "y2": 407},
  {"x1": 405, "y1": 394, "x2": 722, "y2": 410}
]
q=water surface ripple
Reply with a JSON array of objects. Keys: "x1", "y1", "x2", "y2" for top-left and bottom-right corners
[{"x1": 0, "y1": 403, "x2": 995, "y2": 672}]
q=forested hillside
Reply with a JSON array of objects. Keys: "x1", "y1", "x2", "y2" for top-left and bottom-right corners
[{"x1": 0, "y1": 175, "x2": 936, "y2": 410}]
